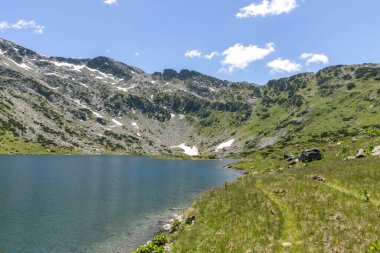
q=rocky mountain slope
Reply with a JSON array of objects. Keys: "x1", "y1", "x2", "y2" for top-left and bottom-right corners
[{"x1": 0, "y1": 38, "x2": 379, "y2": 156}]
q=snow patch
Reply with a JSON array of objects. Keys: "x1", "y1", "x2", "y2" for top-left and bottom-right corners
[
  {"x1": 170, "y1": 113, "x2": 176, "y2": 119},
  {"x1": 171, "y1": 144, "x2": 199, "y2": 156},
  {"x1": 150, "y1": 95, "x2": 154, "y2": 100},
  {"x1": 137, "y1": 133, "x2": 142, "y2": 137},
  {"x1": 116, "y1": 85, "x2": 136, "y2": 92},
  {"x1": 45, "y1": 72, "x2": 68, "y2": 79},
  {"x1": 8, "y1": 59, "x2": 32, "y2": 70},
  {"x1": 112, "y1": 118, "x2": 123, "y2": 126},
  {"x1": 49, "y1": 61, "x2": 85, "y2": 72},
  {"x1": 89, "y1": 109, "x2": 103, "y2": 119},
  {"x1": 70, "y1": 99, "x2": 104, "y2": 119},
  {"x1": 132, "y1": 122, "x2": 139, "y2": 130},
  {"x1": 215, "y1": 139, "x2": 235, "y2": 152},
  {"x1": 79, "y1": 83, "x2": 88, "y2": 88}
]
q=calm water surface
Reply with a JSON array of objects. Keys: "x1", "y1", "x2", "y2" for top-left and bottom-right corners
[{"x1": 0, "y1": 155, "x2": 240, "y2": 253}]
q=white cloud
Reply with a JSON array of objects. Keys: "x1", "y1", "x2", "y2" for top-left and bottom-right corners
[
  {"x1": 221, "y1": 42, "x2": 275, "y2": 73},
  {"x1": 0, "y1": 22, "x2": 10, "y2": 31},
  {"x1": 103, "y1": 0, "x2": 118, "y2": 5},
  {"x1": 267, "y1": 58, "x2": 302, "y2": 73},
  {"x1": 204, "y1": 51, "x2": 218, "y2": 60},
  {"x1": 236, "y1": 0, "x2": 298, "y2": 18},
  {"x1": 185, "y1": 49, "x2": 202, "y2": 58},
  {"x1": 300, "y1": 53, "x2": 329, "y2": 65},
  {"x1": 0, "y1": 20, "x2": 45, "y2": 34}
]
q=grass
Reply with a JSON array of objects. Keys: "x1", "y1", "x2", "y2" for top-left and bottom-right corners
[
  {"x1": 0, "y1": 131, "x2": 81, "y2": 154},
  {"x1": 170, "y1": 138, "x2": 380, "y2": 252}
]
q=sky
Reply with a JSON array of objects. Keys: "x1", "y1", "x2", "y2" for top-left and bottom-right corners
[{"x1": 0, "y1": 0, "x2": 380, "y2": 84}]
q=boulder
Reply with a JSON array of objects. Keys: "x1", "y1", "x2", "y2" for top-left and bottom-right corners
[
  {"x1": 299, "y1": 148, "x2": 322, "y2": 162},
  {"x1": 372, "y1": 146, "x2": 380, "y2": 156},
  {"x1": 356, "y1": 149, "x2": 366, "y2": 158},
  {"x1": 310, "y1": 175, "x2": 326, "y2": 182},
  {"x1": 96, "y1": 117, "x2": 107, "y2": 125},
  {"x1": 284, "y1": 154, "x2": 298, "y2": 166}
]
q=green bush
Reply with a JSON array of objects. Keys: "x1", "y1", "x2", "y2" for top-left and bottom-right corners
[
  {"x1": 152, "y1": 234, "x2": 168, "y2": 247},
  {"x1": 133, "y1": 243, "x2": 164, "y2": 253},
  {"x1": 346, "y1": 82, "x2": 356, "y2": 90}
]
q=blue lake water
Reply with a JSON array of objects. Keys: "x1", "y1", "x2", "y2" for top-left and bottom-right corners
[{"x1": 0, "y1": 155, "x2": 240, "y2": 253}]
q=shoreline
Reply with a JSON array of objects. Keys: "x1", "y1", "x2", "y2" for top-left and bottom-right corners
[{"x1": 132, "y1": 161, "x2": 244, "y2": 252}]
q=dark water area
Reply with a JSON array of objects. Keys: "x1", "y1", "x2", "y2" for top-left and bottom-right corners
[{"x1": 0, "y1": 155, "x2": 240, "y2": 253}]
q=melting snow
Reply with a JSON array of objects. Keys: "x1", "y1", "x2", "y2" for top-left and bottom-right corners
[
  {"x1": 45, "y1": 72, "x2": 68, "y2": 79},
  {"x1": 112, "y1": 119, "x2": 123, "y2": 126},
  {"x1": 170, "y1": 113, "x2": 176, "y2": 119},
  {"x1": 132, "y1": 122, "x2": 139, "y2": 130},
  {"x1": 79, "y1": 83, "x2": 88, "y2": 88},
  {"x1": 91, "y1": 111, "x2": 103, "y2": 118},
  {"x1": 116, "y1": 85, "x2": 136, "y2": 92},
  {"x1": 171, "y1": 144, "x2": 199, "y2": 156},
  {"x1": 49, "y1": 61, "x2": 85, "y2": 72},
  {"x1": 8, "y1": 59, "x2": 32, "y2": 70},
  {"x1": 215, "y1": 139, "x2": 235, "y2": 151}
]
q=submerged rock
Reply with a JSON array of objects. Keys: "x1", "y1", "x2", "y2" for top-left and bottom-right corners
[{"x1": 299, "y1": 148, "x2": 322, "y2": 162}]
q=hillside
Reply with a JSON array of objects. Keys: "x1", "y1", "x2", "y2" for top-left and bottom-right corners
[{"x1": 1, "y1": 39, "x2": 379, "y2": 159}]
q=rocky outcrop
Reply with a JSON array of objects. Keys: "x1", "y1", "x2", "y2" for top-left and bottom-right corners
[
  {"x1": 299, "y1": 148, "x2": 323, "y2": 162},
  {"x1": 163, "y1": 69, "x2": 178, "y2": 80}
]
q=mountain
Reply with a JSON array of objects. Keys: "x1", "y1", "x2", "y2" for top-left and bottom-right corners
[{"x1": 0, "y1": 38, "x2": 379, "y2": 156}]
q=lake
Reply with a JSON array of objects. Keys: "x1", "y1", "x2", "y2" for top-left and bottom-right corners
[{"x1": 0, "y1": 155, "x2": 240, "y2": 253}]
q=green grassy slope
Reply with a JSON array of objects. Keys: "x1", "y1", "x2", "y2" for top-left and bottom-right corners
[{"x1": 170, "y1": 139, "x2": 380, "y2": 252}]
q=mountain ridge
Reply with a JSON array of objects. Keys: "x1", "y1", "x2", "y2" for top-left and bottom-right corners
[{"x1": 0, "y1": 38, "x2": 379, "y2": 157}]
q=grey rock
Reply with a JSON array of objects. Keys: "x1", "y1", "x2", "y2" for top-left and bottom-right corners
[
  {"x1": 356, "y1": 149, "x2": 366, "y2": 158},
  {"x1": 299, "y1": 148, "x2": 323, "y2": 162},
  {"x1": 372, "y1": 146, "x2": 380, "y2": 156}
]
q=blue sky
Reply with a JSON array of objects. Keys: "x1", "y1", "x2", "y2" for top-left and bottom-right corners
[{"x1": 1, "y1": 0, "x2": 380, "y2": 84}]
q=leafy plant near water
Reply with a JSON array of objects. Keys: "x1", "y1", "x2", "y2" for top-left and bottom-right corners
[
  {"x1": 133, "y1": 234, "x2": 168, "y2": 253},
  {"x1": 152, "y1": 234, "x2": 168, "y2": 247},
  {"x1": 133, "y1": 242, "x2": 164, "y2": 253}
]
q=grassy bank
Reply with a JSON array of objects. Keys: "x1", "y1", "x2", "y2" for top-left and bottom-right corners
[{"x1": 168, "y1": 135, "x2": 380, "y2": 252}]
